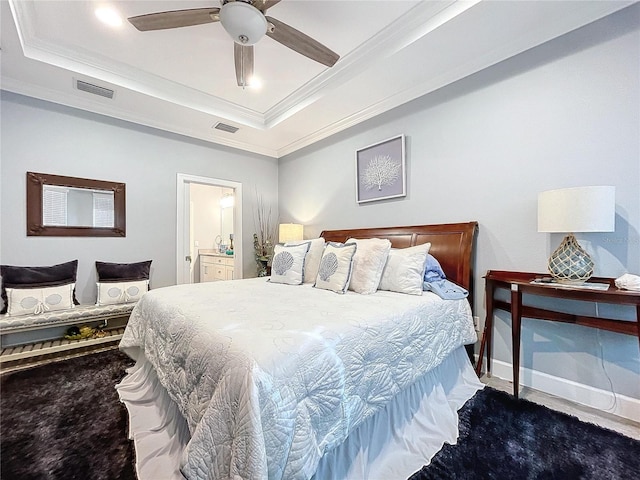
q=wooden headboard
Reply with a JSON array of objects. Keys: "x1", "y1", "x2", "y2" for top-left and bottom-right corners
[{"x1": 320, "y1": 222, "x2": 479, "y2": 309}]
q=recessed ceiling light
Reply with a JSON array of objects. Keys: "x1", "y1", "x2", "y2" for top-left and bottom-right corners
[
  {"x1": 248, "y1": 76, "x2": 262, "y2": 89},
  {"x1": 95, "y1": 6, "x2": 123, "y2": 27}
]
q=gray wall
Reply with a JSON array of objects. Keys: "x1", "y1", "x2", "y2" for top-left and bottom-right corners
[
  {"x1": 0, "y1": 4, "x2": 637, "y2": 410},
  {"x1": 279, "y1": 7, "x2": 640, "y2": 400},
  {"x1": 0, "y1": 91, "x2": 278, "y2": 304}
]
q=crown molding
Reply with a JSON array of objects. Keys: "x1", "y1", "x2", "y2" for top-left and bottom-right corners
[
  {"x1": 1, "y1": 75, "x2": 279, "y2": 158},
  {"x1": 264, "y1": 0, "x2": 477, "y2": 128},
  {"x1": 8, "y1": 0, "x2": 267, "y2": 129},
  {"x1": 8, "y1": 0, "x2": 478, "y2": 133},
  {"x1": 6, "y1": 0, "x2": 635, "y2": 159},
  {"x1": 275, "y1": 0, "x2": 636, "y2": 157}
]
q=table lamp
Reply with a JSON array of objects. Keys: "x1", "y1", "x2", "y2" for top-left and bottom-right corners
[
  {"x1": 537, "y1": 186, "x2": 615, "y2": 284},
  {"x1": 279, "y1": 223, "x2": 304, "y2": 243}
]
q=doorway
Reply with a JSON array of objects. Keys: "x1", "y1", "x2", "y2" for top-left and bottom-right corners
[{"x1": 176, "y1": 174, "x2": 243, "y2": 284}]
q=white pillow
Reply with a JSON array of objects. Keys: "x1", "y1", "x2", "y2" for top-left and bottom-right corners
[
  {"x1": 346, "y1": 237, "x2": 392, "y2": 294},
  {"x1": 269, "y1": 243, "x2": 310, "y2": 285},
  {"x1": 286, "y1": 238, "x2": 325, "y2": 284},
  {"x1": 6, "y1": 283, "x2": 75, "y2": 316},
  {"x1": 378, "y1": 243, "x2": 431, "y2": 295},
  {"x1": 314, "y1": 242, "x2": 357, "y2": 294},
  {"x1": 97, "y1": 279, "x2": 148, "y2": 305}
]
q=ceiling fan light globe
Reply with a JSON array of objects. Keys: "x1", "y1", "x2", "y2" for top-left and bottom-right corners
[{"x1": 220, "y1": 1, "x2": 267, "y2": 46}]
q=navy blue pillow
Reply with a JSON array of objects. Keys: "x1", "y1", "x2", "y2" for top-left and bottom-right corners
[
  {"x1": 0, "y1": 260, "x2": 79, "y2": 314},
  {"x1": 95, "y1": 260, "x2": 152, "y2": 282}
]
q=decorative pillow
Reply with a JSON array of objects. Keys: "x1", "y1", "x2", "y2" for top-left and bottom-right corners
[
  {"x1": 424, "y1": 253, "x2": 447, "y2": 283},
  {"x1": 286, "y1": 238, "x2": 325, "y2": 284},
  {"x1": 269, "y1": 243, "x2": 310, "y2": 285},
  {"x1": 346, "y1": 237, "x2": 392, "y2": 294},
  {"x1": 0, "y1": 260, "x2": 79, "y2": 314},
  {"x1": 6, "y1": 283, "x2": 75, "y2": 316},
  {"x1": 95, "y1": 260, "x2": 152, "y2": 282},
  {"x1": 379, "y1": 242, "x2": 432, "y2": 295},
  {"x1": 97, "y1": 280, "x2": 149, "y2": 306},
  {"x1": 314, "y1": 242, "x2": 357, "y2": 294}
]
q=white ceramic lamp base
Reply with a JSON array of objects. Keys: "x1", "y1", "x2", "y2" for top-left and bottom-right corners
[{"x1": 547, "y1": 234, "x2": 594, "y2": 284}]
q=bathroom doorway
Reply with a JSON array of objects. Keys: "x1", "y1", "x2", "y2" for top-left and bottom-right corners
[{"x1": 176, "y1": 174, "x2": 243, "y2": 284}]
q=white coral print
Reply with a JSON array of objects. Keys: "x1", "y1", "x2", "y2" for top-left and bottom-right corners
[{"x1": 362, "y1": 155, "x2": 401, "y2": 191}]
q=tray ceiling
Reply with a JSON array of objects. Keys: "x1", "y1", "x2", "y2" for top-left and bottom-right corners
[{"x1": 1, "y1": 0, "x2": 634, "y2": 157}]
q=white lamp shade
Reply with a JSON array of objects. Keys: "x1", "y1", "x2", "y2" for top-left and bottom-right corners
[
  {"x1": 537, "y1": 186, "x2": 615, "y2": 233},
  {"x1": 219, "y1": 1, "x2": 267, "y2": 45},
  {"x1": 279, "y1": 223, "x2": 304, "y2": 243}
]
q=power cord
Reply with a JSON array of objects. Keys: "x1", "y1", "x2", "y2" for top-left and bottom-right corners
[{"x1": 595, "y1": 302, "x2": 617, "y2": 412}]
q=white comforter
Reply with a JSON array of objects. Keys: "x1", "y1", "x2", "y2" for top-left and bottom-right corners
[{"x1": 119, "y1": 278, "x2": 476, "y2": 480}]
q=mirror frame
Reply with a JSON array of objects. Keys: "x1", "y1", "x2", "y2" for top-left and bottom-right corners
[{"x1": 27, "y1": 172, "x2": 126, "y2": 237}]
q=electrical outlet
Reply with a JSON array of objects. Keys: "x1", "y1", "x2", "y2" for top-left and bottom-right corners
[
  {"x1": 473, "y1": 316, "x2": 479, "y2": 327},
  {"x1": 194, "y1": 240, "x2": 199, "y2": 247}
]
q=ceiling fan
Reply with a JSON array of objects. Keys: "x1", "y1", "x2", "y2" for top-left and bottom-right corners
[{"x1": 128, "y1": 0, "x2": 340, "y2": 87}]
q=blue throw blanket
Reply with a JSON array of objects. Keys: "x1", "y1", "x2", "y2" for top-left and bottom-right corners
[{"x1": 423, "y1": 254, "x2": 469, "y2": 300}]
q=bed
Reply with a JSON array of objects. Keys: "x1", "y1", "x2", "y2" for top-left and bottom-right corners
[{"x1": 117, "y1": 222, "x2": 482, "y2": 480}]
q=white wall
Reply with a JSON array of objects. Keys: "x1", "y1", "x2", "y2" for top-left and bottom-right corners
[
  {"x1": 0, "y1": 2, "x2": 637, "y2": 419},
  {"x1": 0, "y1": 91, "x2": 278, "y2": 303},
  {"x1": 278, "y1": 7, "x2": 640, "y2": 413}
]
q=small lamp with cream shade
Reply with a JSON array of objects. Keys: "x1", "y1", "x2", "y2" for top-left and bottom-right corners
[
  {"x1": 537, "y1": 186, "x2": 615, "y2": 284},
  {"x1": 279, "y1": 223, "x2": 304, "y2": 244}
]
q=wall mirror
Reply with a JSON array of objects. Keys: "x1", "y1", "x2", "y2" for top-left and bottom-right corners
[
  {"x1": 27, "y1": 172, "x2": 126, "y2": 237},
  {"x1": 220, "y1": 191, "x2": 235, "y2": 248}
]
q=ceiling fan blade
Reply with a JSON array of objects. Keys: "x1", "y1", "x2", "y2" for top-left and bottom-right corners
[
  {"x1": 234, "y1": 44, "x2": 254, "y2": 87},
  {"x1": 253, "y1": 0, "x2": 282, "y2": 13},
  {"x1": 128, "y1": 8, "x2": 220, "y2": 31},
  {"x1": 265, "y1": 16, "x2": 339, "y2": 67}
]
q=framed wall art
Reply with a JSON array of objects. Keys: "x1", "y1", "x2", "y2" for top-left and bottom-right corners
[{"x1": 355, "y1": 134, "x2": 406, "y2": 204}]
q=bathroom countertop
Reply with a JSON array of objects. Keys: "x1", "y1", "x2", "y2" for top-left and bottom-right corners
[{"x1": 199, "y1": 249, "x2": 234, "y2": 257}]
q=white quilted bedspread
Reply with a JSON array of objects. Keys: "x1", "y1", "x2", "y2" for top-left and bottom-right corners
[{"x1": 119, "y1": 278, "x2": 476, "y2": 480}]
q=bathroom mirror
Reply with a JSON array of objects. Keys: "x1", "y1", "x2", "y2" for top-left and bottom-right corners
[
  {"x1": 220, "y1": 191, "x2": 234, "y2": 247},
  {"x1": 27, "y1": 172, "x2": 126, "y2": 237}
]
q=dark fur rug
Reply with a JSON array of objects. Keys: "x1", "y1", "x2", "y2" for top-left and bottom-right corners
[
  {"x1": 411, "y1": 387, "x2": 640, "y2": 480},
  {"x1": 1, "y1": 349, "x2": 136, "y2": 480},
  {"x1": 2, "y1": 349, "x2": 639, "y2": 480}
]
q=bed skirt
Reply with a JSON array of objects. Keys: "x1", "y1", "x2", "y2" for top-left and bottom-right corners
[{"x1": 116, "y1": 346, "x2": 483, "y2": 480}]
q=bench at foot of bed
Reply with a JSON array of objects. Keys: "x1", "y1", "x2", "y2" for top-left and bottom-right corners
[{"x1": 0, "y1": 303, "x2": 134, "y2": 364}]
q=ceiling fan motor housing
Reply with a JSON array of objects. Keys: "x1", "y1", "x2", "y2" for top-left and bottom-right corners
[{"x1": 220, "y1": 0, "x2": 268, "y2": 45}]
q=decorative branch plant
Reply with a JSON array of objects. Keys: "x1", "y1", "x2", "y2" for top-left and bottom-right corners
[{"x1": 253, "y1": 191, "x2": 277, "y2": 276}]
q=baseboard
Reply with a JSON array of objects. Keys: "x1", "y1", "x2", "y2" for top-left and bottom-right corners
[{"x1": 488, "y1": 359, "x2": 640, "y2": 424}]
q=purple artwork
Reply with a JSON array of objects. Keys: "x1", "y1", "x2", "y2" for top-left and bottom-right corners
[{"x1": 356, "y1": 135, "x2": 406, "y2": 203}]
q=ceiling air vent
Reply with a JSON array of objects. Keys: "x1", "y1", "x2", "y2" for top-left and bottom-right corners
[
  {"x1": 75, "y1": 79, "x2": 115, "y2": 99},
  {"x1": 213, "y1": 122, "x2": 239, "y2": 134}
]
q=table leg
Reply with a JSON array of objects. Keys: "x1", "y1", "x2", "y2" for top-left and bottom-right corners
[
  {"x1": 485, "y1": 280, "x2": 495, "y2": 377},
  {"x1": 511, "y1": 284, "x2": 522, "y2": 398},
  {"x1": 636, "y1": 305, "x2": 640, "y2": 351},
  {"x1": 475, "y1": 308, "x2": 491, "y2": 376}
]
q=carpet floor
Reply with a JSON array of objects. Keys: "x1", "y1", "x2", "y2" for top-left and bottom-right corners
[
  {"x1": 411, "y1": 387, "x2": 640, "y2": 480},
  {"x1": 2, "y1": 348, "x2": 639, "y2": 480},
  {"x1": 1, "y1": 348, "x2": 136, "y2": 480}
]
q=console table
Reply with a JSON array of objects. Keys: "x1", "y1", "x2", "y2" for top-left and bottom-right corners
[{"x1": 479, "y1": 270, "x2": 640, "y2": 398}]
